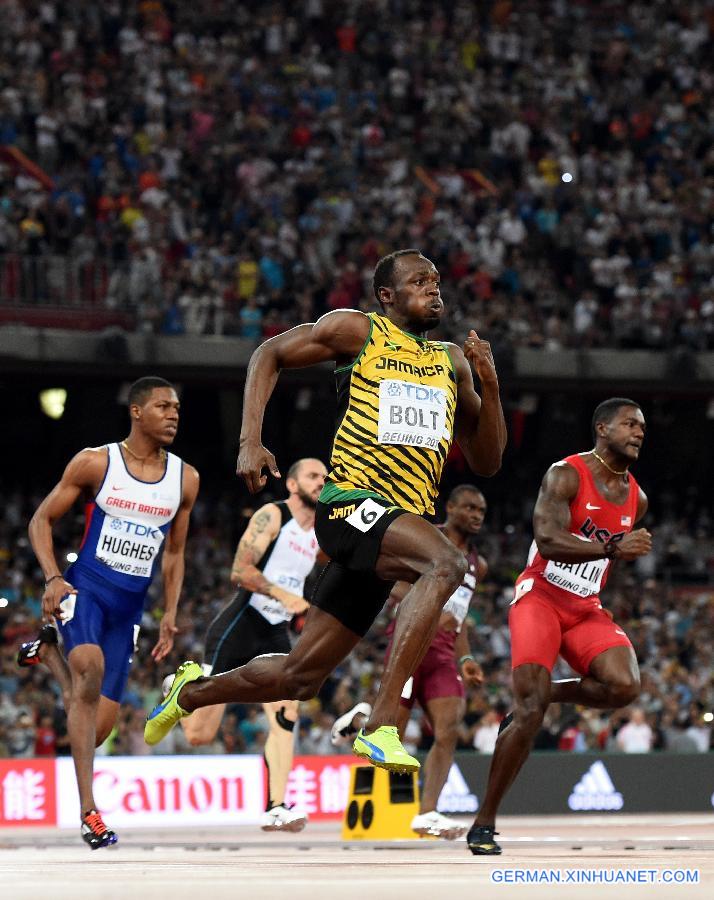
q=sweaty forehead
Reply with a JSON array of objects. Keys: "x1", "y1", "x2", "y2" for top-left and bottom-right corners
[
  {"x1": 147, "y1": 388, "x2": 179, "y2": 404},
  {"x1": 455, "y1": 491, "x2": 486, "y2": 506},
  {"x1": 395, "y1": 254, "x2": 437, "y2": 281},
  {"x1": 616, "y1": 405, "x2": 644, "y2": 423}
]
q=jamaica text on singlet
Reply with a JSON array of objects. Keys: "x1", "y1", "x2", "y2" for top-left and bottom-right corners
[{"x1": 327, "y1": 313, "x2": 457, "y2": 515}]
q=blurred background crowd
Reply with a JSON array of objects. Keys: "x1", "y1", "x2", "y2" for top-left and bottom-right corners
[
  {"x1": 2, "y1": 475, "x2": 712, "y2": 758},
  {"x1": 1, "y1": 0, "x2": 713, "y2": 350},
  {"x1": 1, "y1": 0, "x2": 713, "y2": 760}
]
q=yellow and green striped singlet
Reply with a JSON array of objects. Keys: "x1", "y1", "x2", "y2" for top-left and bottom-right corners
[{"x1": 322, "y1": 312, "x2": 457, "y2": 515}]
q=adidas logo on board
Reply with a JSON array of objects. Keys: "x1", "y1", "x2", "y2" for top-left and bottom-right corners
[{"x1": 568, "y1": 760, "x2": 623, "y2": 811}]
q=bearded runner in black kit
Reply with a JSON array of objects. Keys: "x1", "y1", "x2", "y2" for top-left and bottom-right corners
[{"x1": 165, "y1": 458, "x2": 327, "y2": 832}]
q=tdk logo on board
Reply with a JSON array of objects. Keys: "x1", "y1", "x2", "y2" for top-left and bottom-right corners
[
  {"x1": 437, "y1": 763, "x2": 478, "y2": 813},
  {"x1": 568, "y1": 761, "x2": 623, "y2": 811}
]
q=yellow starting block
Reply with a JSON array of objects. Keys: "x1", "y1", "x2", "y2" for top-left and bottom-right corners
[{"x1": 341, "y1": 764, "x2": 422, "y2": 840}]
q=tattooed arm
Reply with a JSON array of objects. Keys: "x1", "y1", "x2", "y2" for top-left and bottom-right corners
[{"x1": 230, "y1": 503, "x2": 309, "y2": 614}]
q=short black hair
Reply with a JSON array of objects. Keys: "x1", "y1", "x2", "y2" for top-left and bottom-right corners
[
  {"x1": 447, "y1": 484, "x2": 485, "y2": 504},
  {"x1": 591, "y1": 397, "x2": 641, "y2": 440},
  {"x1": 128, "y1": 376, "x2": 174, "y2": 408},
  {"x1": 372, "y1": 249, "x2": 423, "y2": 308}
]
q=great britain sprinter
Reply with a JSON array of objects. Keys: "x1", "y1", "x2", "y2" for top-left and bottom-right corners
[
  {"x1": 20, "y1": 376, "x2": 199, "y2": 849},
  {"x1": 146, "y1": 249, "x2": 506, "y2": 772}
]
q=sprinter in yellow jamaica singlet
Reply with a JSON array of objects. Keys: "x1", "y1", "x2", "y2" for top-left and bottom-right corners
[{"x1": 146, "y1": 250, "x2": 507, "y2": 773}]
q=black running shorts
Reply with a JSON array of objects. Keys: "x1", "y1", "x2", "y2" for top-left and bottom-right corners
[
  {"x1": 312, "y1": 494, "x2": 407, "y2": 636},
  {"x1": 314, "y1": 494, "x2": 407, "y2": 573},
  {"x1": 203, "y1": 598, "x2": 291, "y2": 675}
]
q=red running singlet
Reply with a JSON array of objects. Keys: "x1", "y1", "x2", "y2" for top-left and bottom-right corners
[{"x1": 509, "y1": 453, "x2": 639, "y2": 675}]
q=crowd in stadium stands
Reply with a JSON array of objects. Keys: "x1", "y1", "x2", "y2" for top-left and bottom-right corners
[
  {"x1": 1, "y1": 482, "x2": 712, "y2": 757},
  {"x1": 0, "y1": 1, "x2": 713, "y2": 349}
]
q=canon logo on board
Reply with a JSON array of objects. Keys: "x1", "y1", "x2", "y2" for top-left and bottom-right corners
[{"x1": 93, "y1": 769, "x2": 245, "y2": 814}]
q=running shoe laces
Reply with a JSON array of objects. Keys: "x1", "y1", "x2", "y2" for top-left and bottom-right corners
[{"x1": 81, "y1": 809, "x2": 117, "y2": 850}]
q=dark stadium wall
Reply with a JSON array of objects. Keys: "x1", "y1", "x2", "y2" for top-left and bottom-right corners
[{"x1": 2, "y1": 372, "x2": 712, "y2": 526}]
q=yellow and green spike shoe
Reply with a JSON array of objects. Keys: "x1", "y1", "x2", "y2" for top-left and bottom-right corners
[
  {"x1": 352, "y1": 725, "x2": 420, "y2": 774},
  {"x1": 144, "y1": 660, "x2": 203, "y2": 746}
]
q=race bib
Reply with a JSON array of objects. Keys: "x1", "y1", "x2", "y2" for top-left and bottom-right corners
[
  {"x1": 377, "y1": 379, "x2": 448, "y2": 448},
  {"x1": 249, "y1": 591, "x2": 294, "y2": 625},
  {"x1": 250, "y1": 571, "x2": 304, "y2": 625},
  {"x1": 95, "y1": 516, "x2": 164, "y2": 578},
  {"x1": 58, "y1": 593, "x2": 76, "y2": 624},
  {"x1": 442, "y1": 578, "x2": 474, "y2": 629},
  {"x1": 345, "y1": 498, "x2": 387, "y2": 533},
  {"x1": 543, "y1": 558, "x2": 609, "y2": 598}
]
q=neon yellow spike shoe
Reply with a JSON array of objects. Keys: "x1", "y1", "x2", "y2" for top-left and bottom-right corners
[
  {"x1": 352, "y1": 726, "x2": 421, "y2": 774},
  {"x1": 144, "y1": 660, "x2": 203, "y2": 746}
]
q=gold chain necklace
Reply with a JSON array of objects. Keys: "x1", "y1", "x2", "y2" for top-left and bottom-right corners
[
  {"x1": 591, "y1": 450, "x2": 628, "y2": 476},
  {"x1": 121, "y1": 440, "x2": 166, "y2": 464}
]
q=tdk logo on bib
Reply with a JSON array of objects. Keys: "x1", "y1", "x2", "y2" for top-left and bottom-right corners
[
  {"x1": 109, "y1": 518, "x2": 159, "y2": 539},
  {"x1": 386, "y1": 382, "x2": 445, "y2": 405},
  {"x1": 378, "y1": 379, "x2": 448, "y2": 448}
]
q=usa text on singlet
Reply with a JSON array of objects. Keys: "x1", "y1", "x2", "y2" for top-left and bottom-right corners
[
  {"x1": 74, "y1": 443, "x2": 183, "y2": 594},
  {"x1": 327, "y1": 313, "x2": 457, "y2": 515},
  {"x1": 516, "y1": 453, "x2": 640, "y2": 602}
]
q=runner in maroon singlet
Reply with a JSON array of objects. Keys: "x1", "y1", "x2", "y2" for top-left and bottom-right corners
[
  {"x1": 467, "y1": 398, "x2": 651, "y2": 855},
  {"x1": 388, "y1": 485, "x2": 487, "y2": 839},
  {"x1": 330, "y1": 484, "x2": 488, "y2": 838},
  {"x1": 333, "y1": 484, "x2": 488, "y2": 840}
]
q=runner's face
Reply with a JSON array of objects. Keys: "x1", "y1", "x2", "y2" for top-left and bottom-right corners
[
  {"x1": 389, "y1": 255, "x2": 443, "y2": 329},
  {"x1": 447, "y1": 492, "x2": 487, "y2": 534},
  {"x1": 290, "y1": 460, "x2": 327, "y2": 508},
  {"x1": 134, "y1": 388, "x2": 180, "y2": 446},
  {"x1": 601, "y1": 406, "x2": 645, "y2": 462}
]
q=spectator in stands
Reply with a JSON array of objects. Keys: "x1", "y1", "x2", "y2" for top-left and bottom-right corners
[
  {"x1": 472, "y1": 708, "x2": 501, "y2": 754},
  {"x1": 0, "y1": 0, "x2": 710, "y2": 355},
  {"x1": 616, "y1": 707, "x2": 654, "y2": 753}
]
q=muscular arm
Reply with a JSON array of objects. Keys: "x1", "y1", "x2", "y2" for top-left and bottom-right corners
[
  {"x1": 231, "y1": 504, "x2": 308, "y2": 613},
  {"x1": 454, "y1": 611, "x2": 484, "y2": 686},
  {"x1": 535, "y1": 465, "x2": 652, "y2": 564},
  {"x1": 28, "y1": 448, "x2": 107, "y2": 618},
  {"x1": 29, "y1": 449, "x2": 105, "y2": 580},
  {"x1": 153, "y1": 464, "x2": 200, "y2": 660},
  {"x1": 533, "y1": 463, "x2": 613, "y2": 562},
  {"x1": 454, "y1": 625, "x2": 470, "y2": 660},
  {"x1": 238, "y1": 310, "x2": 369, "y2": 492},
  {"x1": 636, "y1": 487, "x2": 648, "y2": 523},
  {"x1": 450, "y1": 340, "x2": 506, "y2": 477}
]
